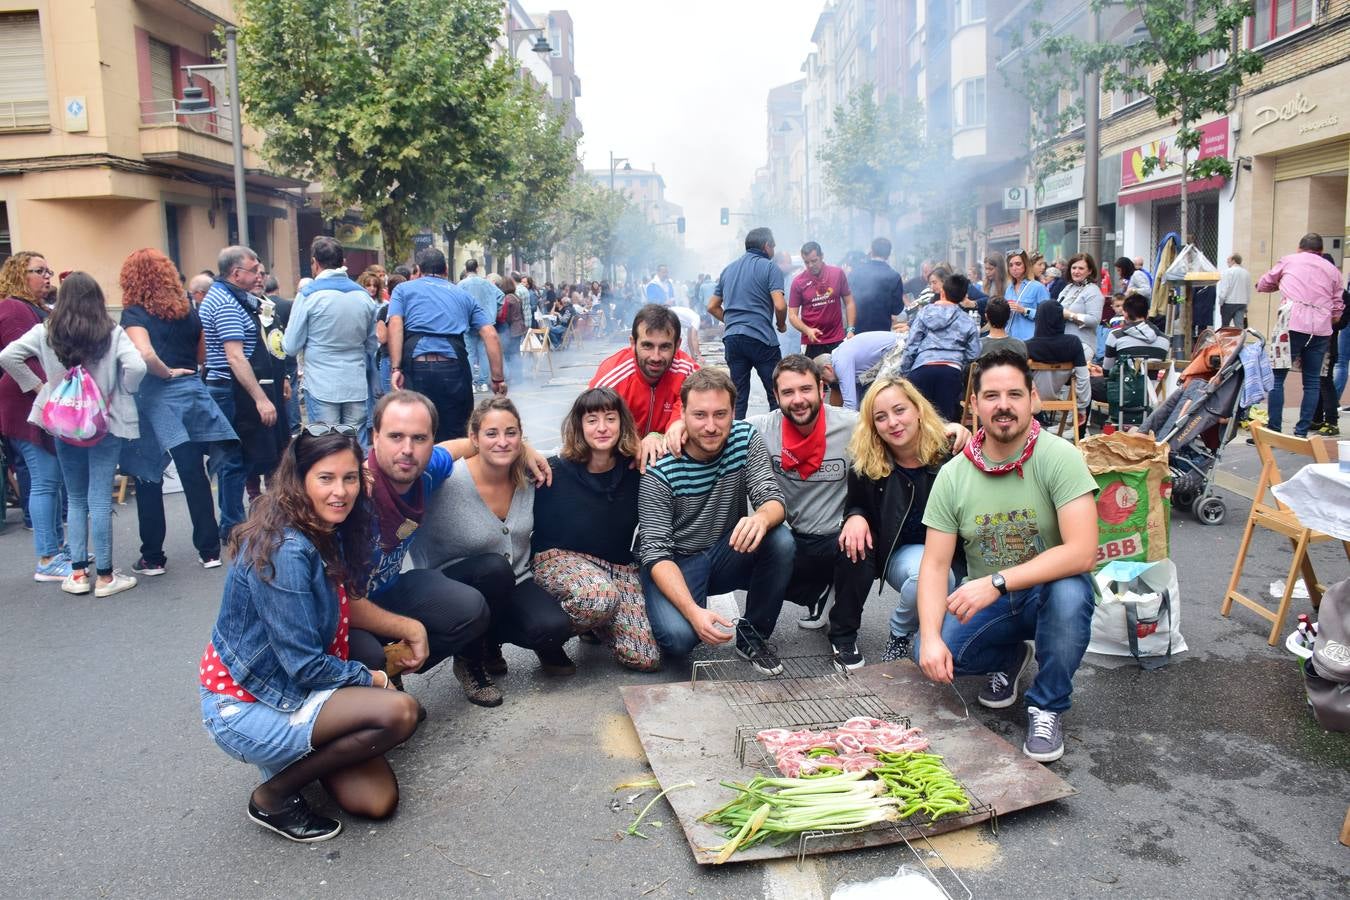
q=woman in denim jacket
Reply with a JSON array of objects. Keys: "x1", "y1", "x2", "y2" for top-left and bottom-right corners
[{"x1": 199, "y1": 428, "x2": 420, "y2": 843}]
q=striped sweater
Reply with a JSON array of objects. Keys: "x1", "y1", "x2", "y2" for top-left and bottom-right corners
[{"x1": 637, "y1": 420, "x2": 784, "y2": 568}]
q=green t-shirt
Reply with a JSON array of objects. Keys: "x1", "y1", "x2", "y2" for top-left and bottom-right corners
[{"x1": 923, "y1": 432, "x2": 1098, "y2": 581}]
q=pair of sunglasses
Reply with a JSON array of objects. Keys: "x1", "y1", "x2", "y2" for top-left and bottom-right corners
[{"x1": 300, "y1": 423, "x2": 359, "y2": 437}]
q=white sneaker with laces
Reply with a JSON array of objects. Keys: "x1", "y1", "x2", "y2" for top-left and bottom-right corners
[{"x1": 94, "y1": 570, "x2": 138, "y2": 598}]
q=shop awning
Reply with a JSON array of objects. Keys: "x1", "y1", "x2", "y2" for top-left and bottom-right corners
[{"x1": 1117, "y1": 174, "x2": 1226, "y2": 206}]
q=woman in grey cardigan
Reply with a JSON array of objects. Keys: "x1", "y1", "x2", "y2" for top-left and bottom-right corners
[
  {"x1": 1058, "y1": 253, "x2": 1106, "y2": 363},
  {"x1": 0, "y1": 273, "x2": 146, "y2": 596}
]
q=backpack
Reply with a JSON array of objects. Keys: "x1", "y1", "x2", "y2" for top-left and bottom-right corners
[
  {"x1": 41, "y1": 364, "x2": 110, "y2": 446},
  {"x1": 496, "y1": 293, "x2": 510, "y2": 326}
]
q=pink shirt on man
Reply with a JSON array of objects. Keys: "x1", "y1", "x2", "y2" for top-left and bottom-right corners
[
  {"x1": 1256, "y1": 250, "x2": 1344, "y2": 336},
  {"x1": 789, "y1": 264, "x2": 851, "y2": 345}
]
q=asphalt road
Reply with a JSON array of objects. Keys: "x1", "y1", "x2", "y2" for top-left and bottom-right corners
[{"x1": 2, "y1": 332, "x2": 1347, "y2": 899}]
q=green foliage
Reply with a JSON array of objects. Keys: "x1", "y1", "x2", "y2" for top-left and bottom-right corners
[
  {"x1": 487, "y1": 85, "x2": 580, "y2": 265},
  {"x1": 817, "y1": 88, "x2": 939, "y2": 223},
  {"x1": 235, "y1": 0, "x2": 513, "y2": 263},
  {"x1": 999, "y1": 3, "x2": 1086, "y2": 190}
]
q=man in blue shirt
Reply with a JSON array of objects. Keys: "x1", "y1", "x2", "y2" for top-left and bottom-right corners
[
  {"x1": 645, "y1": 264, "x2": 675, "y2": 306},
  {"x1": 458, "y1": 258, "x2": 504, "y2": 391},
  {"x1": 386, "y1": 248, "x2": 505, "y2": 441},
  {"x1": 708, "y1": 227, "x2": 788, "y2": 418}
]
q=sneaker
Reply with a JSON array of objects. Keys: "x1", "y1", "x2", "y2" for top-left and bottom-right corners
[
  {"x1": 34, "y1": 554, "x2": 73, "y2": 582},
  {"x1": 797, "y1": 589, "x2": 833, "y2": 630},
  {"x1": 61, "y1": 571, "x2": 92, "y2": 595},
  {"x1": 1315, "y1": 422, "x2": 1340, "y2": 436},
  {"x1": 132, "y1": 557, "x2": 167, "y2": 576},
  {"x1": 453, "y1": 657, "x2": 503, "y2": 707},
  {"x1": 200, "y1": 554, "x2": 222, "y2": 569},
  {"x1": 831, "y1": 640, "x2": 864, "y2": 673},
  {"x1": 247, "y1": 794, "x2": 342, "y2": 843},
  {"x1": 94, "y1": 570, "x2": 137, "y2": 598},
  {"x1": 1023, "y1": 706, "x2": 1065, "y2": 763},
  {"x1": 880, "y1": 633, "x2": 913, "y2": 664},
  {"x1": 483, "y1": 642, "x2": 509, "y2": 676},
  {"x1": 735, "y1": 629, "x2": 784, "y2": 676},
  {"x1": 978, "y1": 642, "x2": 1035, "y2": 709},
  {"x1": 536, "y1": 644, "x2": 577, "y2": 676}
]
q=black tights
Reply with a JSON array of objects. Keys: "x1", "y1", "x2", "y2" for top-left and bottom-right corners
[{"x1": 252, "y1": 687, "x2": 421, "y2": 820}]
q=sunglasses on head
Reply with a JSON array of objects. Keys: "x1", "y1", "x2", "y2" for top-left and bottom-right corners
[
  {"x1": 1006, "y1": 249, "x2": 1026, "y2": 258},
  {"x1": 300, "y1": 423, "x2": 359, "y2": 437}
]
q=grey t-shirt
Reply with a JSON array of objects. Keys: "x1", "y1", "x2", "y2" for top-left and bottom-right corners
[
  {"x1": 410, "y1": 463, "x2": 534, "y2": 583},
  {"x1": 748, "y1": 405, "x2": 856, "y2": 536}
]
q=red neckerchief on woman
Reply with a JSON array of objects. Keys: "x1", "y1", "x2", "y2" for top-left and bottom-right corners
[
  {"x1": 781, "y1": 407, "x2": 827, "y2": 479},
  {"x1": 963, "y1": 418, "x2": 1042, "y2": 478}
]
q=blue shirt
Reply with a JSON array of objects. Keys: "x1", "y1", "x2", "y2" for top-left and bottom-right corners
[
  {"x1": 284, "y1": 270, "x2": 378, "y2": 403},
  {"x1": 388, "y1": 276, "x2": 491, "y2": 358},
  {"x1": 714, "y1": 250, "x2": 785, "y2": 347},
  {"x1": 458, "y1": 275, "x2": 505, "y2": 320},
  {"x1": 198, "y1": 280, "x2": 257, "y2": 381},
  {"x1": 368, "y1": 446, "x2": 456, "y2": 596},
  {"x1": 1005, "y1": 279, "x2": 1050, "y2": 342}
]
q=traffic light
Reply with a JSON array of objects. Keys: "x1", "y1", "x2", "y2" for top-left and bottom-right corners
[
  {"x1": 677, "y1": 216, "x2": 686, "y2": 234},
  {"x1": 720, "y1": 207, "x2": 729, "y2": 226}
]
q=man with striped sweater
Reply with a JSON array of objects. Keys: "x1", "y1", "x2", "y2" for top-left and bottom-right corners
[{"x1": 637, "y1": 368, "x2": 794, "y2": 674}]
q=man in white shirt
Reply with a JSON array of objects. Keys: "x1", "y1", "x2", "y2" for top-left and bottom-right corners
[{"x1": 1217, "y1": 253, "x2": 1253, "y2": 328}]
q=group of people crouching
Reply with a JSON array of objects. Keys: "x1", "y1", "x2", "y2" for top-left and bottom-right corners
[{"x1": 199, "y1": 303, "x2": 1101, "y2": 844}]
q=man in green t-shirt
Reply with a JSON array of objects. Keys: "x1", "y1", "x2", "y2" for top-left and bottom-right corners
[{"x1": 914, "y1": 350, "x2": 1099, "y2": 763}]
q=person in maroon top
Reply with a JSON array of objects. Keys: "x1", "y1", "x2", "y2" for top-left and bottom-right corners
[
  {"x1": 789, "y1": 241, "x2": 856, "y2": 359},
  {"x1": 0, "y1": 250, "x2": 70, "y2": 583}
]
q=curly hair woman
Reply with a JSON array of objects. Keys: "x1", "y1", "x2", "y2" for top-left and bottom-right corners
[
  {"x1": 119, "y1": 248, "x2": 240, "y2": 573},
  {"x1": 199, "y1": 428, "x2": 421, "y2": 842}
]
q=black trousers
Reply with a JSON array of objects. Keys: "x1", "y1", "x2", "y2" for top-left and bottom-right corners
[
  {"x1": 907, "y1": 364, "x2": 964, "y2": 423},
  {"x1": 440, "y1": 553, "x2": 573, "y2": 651},
  {"x1": 830, "y1": 550, "x2": 881, "y2": 644},
  {"x1": 135, "y1": 441, "x2": 222, "y2": 564},
  {"x1": 407, "y1": 358, "x2": 472, "y2": 442},
  {"x1": 349, "y1": 568, "x2": 491, "y2": 673},
  {"x1": 785, "y1": 530, "x2": 839, "y2": 608}
]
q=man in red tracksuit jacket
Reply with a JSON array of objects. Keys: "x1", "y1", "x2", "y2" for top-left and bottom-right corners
[{"x1": 591, "y1": 304, "x2": 699, "y2": 469}]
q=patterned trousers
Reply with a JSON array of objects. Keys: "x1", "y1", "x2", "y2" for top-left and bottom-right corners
[{"x1": 531, "y1": 549, "x2": 661, "y2": 672}]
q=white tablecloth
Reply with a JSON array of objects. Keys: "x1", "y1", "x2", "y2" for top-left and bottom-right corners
[{"x1": 1271, "y1": 463, "x2": 1350, "y2": 542}]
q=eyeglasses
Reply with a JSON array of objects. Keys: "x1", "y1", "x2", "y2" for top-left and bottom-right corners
[
  {"x1": 300, "y1": 423, "x2": 359, "y2": 437},
  {"x1": 1005, "y1": 249, "x2": 1026, "y2": 259},
  {"x1": 27, "y1": 267, "x2": 54, "y2": 277}
]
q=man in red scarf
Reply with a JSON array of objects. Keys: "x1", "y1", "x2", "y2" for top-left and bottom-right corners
[{"x1": 914, "y1": 350, "x2": 1099, "y2": 764}]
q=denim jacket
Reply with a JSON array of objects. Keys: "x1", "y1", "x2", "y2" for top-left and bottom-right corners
[{"x1": 210, "y1": 528, "x2": 372, "y2": 711}]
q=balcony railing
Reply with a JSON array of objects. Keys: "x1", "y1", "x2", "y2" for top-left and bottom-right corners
[
  {"x1": 138, "y1": 97, "x2": 233, "y2": 139},
  {"x1": 0, "y1": 99, "x2": 51, "y2": 131}
]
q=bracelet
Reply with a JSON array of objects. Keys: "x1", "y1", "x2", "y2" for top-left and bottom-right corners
[{"x1": 491, "y1": 376, "x2": 505, "y2": 383}]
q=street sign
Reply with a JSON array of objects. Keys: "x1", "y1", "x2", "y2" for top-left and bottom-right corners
[{"x1": 1003, "y1": 186, "x2": 1028, "y2": 210}]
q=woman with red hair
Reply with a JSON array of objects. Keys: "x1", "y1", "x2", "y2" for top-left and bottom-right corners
[{"x1": 118, "y1": 248, "x2": 239, "y2": 573}]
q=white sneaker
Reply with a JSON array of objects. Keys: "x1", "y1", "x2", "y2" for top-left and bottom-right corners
[
  {"x1": 798, "y1": 590, "x2": 833, "y2": 630},
  {"x1": 94, "y1": 570, "x2": 137, "y2": 598},
  {"x1": 61, "y1": 572, "x2": 92, "y2": 595}
]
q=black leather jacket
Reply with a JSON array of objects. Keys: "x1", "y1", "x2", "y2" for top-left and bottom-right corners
[{"x1": 842, "y1": 459, "x2": 966, "y2": 586}]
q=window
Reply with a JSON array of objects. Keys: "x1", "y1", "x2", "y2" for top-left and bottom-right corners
[
  {"x1": 956, "y1": 0, "x2": 986, "y2": 28},
  {"x1": 149, "y1": 38, "x2": 175, "y2": 104},
  {"x1": 955, "y1": 77, "x2": 986, "y2": 129},
  {"x1": 1195, "y1": 42, "x2": 1228, "y2": 71},
  {"x1": 1112, "y1": 61, "x2": 1150, "y2": 111},
  {"x1": 1249, "y1": 0, "x2": 1313, "y2": 46},
  {"x1": 164, "y1": 203, "x2": 183, "y2": 272},
  {"x1": 0, "y1": 13, "x2": 50, "y2": 130}
]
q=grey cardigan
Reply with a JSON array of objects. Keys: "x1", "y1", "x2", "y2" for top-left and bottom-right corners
[
  {"x1": 0, "y1": 323, "x2": 147, "y2": 439},
  {"x1": 410, "y1": 462, "x2": 535, "y2": 583}
]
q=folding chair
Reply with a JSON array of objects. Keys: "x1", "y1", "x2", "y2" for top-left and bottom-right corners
[
  {"x1": 960, "y1": 362, "x2": 979, "y2": 428},
  {"x1": 520, "y1": 328, "x2": 554, "y2": 379},
  {"x1": 1028, "y1": 361, "x2": 1081, "y2": 445},
  {"x1": 1221, "y1": 427, "x2": 1350, "y2": 645},
  {"x1": 558, "y1": 315, "x2": 582, "y2": 351}
]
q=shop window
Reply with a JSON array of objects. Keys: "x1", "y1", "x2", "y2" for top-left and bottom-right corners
[
  {"x1": 0, "y1": 13, "x2": 50, "y2": 130},
  {"x1": 1249, "y1": 0, "x2": 1313, "y2": 47},
  {"x1": 955, "y1": 77, "x2": 986, "y2": 130}
]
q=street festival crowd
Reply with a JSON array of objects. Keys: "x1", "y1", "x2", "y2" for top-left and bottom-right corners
[{"x1": 0, "y1": 226, "x2": 1344, "y2": 843}]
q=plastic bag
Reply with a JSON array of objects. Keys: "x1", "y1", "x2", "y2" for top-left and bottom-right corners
[
  {"x1": 1162, "y1": 243, "x2": 1217, "y2": 282},
  {"x1": 832, "y1": 865, "x2": 946, "y2": 900},
  {"x1": 1090, "y1": 559, "x2": 1187, "y2": 668}
]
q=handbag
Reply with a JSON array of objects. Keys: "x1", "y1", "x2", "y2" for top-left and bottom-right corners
[{"x1": 1089, "y1": 559, "x2": 1187, "y2": 669}]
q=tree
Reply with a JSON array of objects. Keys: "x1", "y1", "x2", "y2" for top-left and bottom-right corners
[{"x1": 236, "y1": 0, "x2": 512, "y2": 264}]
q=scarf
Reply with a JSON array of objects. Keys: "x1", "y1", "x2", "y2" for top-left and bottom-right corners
[
  {"x1": 367, "y1": 447, "x2": 425, "y2": 551},
  {"x1": 963, "y1": 418, "x2": 1041, "y2": 478},
  {"x1": 780, "y1": 408, "x2": 827, "y2": 480}
]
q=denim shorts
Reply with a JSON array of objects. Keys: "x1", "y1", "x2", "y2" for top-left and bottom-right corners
[{"x1": 199, "y1": 686, "x2": 336, "y2": 780}]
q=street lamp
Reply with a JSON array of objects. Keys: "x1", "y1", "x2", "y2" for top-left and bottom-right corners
[
  {"x1": 778, "y1": 108, "x2": 811, "y2": 236},
  {"x1": 174, "y1": 25, "x2": 249, "y2": 248},
  {"x1": 607, "y1": 152, "x2": 631, "y2": 283},
  {"x1": 507, "y1": 25, "x2": 553, "y2": 57}
]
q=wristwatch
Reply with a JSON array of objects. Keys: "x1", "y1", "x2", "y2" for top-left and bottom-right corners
[{"x1": 991, "y1": 572, "x2": 1009, "y2": 596}]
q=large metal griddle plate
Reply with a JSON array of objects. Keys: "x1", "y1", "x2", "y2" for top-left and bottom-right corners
[{"x1": 621, "y1": 660, "x2": 1077, "y2": 865}]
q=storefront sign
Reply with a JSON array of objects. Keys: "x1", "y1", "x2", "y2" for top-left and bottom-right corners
[
  {"x1": 988, "y1": 221, "x2": 1021, "y2": 240},
  {"x1": 1120, "y1": 118, "x2": 1229, "y2": 188},
  {"x1": 1251, "y1": 91, "x2": 1317, "y2": 135},
  {"x1": 1003, "y1": 186, "x2": 1029, "y2": 210},
  {"x1": 1036, "y1": 166, "x2": 1084, "y2": 208}
]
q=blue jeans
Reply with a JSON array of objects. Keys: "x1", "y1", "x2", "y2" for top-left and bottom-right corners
[
  {"x1": 1268, "y1": 331, "x2": 1329, "y2": 436},
  {"x1": 1335, "y1": 330, "x2": 1349, "y2": 402},
  {"x1": 205, "y1": 382, "x2": 248, "y2": 540},
  {"x1": 284, "y1": 365, "x2": 301, "y2": 434},
  {"x1": 914, "y1": 573, "x2": 1095, "y2": 713},
  {"x1": 304, "y1": 394, "x2": 369, "y2": 448},
  {"x1": 135, "y1": 441, "x2": 222, "y2": 564},
  {"x1": 14, "y1": 438, "x2": 63, "y2": 559},
  {"x1": 466, "y1": 332, "x2": 488, "y2": 385},
  {"x1": 722, "y1": 333, "x2": 781, "y2": 419},
  {"x1": 641, "y1": 525, "x2": 795, "y2": 658},
  {"x1": 885, "y1": 543, "x2": 955, "y2": 638},
  {"x1": 54, "y1": 435, "x2": 124, "y2": 575}
]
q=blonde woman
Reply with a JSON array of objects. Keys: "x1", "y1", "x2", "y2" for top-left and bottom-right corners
[{"x1": 827, "y1": 375, "x2": 959, "y2": 671}]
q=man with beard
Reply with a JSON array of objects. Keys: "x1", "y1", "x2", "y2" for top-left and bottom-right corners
[
  {"x1": 638, "y1": 369, "x2": 793, "y2": 675},
  {"x1": 914, "y1": 350, "x2": 1098, "y2": 763},
  {"x1": 590, "y1": 304, "x2": 698, "y2": 469},
  {"x1": 788, "y1": 242, "x2": 856, "y2": 358}
]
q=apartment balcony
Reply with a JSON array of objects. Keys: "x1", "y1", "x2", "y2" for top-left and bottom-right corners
[{"x1": 137, "y1": 99, "x2": 302, "y2": 188}]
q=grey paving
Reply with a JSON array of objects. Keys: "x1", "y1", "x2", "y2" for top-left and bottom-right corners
[{"x1": 1, "y1": 331, "x2": 1347, "y2": 898}]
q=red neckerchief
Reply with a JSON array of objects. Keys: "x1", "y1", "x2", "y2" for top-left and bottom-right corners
[
  {"x1": 781, "y1": 408, "x2": 827, "y2": 480},
  {"x1": 963, "y1": 419, "x2": 1041, "y2": 478}
]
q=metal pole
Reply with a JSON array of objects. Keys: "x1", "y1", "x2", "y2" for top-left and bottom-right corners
[
  {"x1": 1079, "y1": 6, "x2": 1101, "y2": 268},
  {"x1": 608, "y1": 151, "x2": 615, "y2": 284},
  {"x1": 226, "y1": 26, "x2": 249, "y2": 248},
  {"x1": 803, "y1": 107, "x2": 811, "y2": 236}
]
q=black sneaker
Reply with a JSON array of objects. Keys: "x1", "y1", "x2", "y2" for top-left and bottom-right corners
[
  {"x1": 735, "y1": 629, "x2": 784, "y2": 676},
  {"x1": 247, "y1": 794, "x2": 342, "y2": 843},
  {"x1": 880, "y1": 633, "x2": 912, "y2": 663},
  {"x1": 131, "y1": 556, "x2": 166, "y2": 576},
  {"x1": 978, "y1": 642, "x2": 1035, "y2": 709},
  {"x1": 831, "y1": 640, "x2": 864, "y2": 673},
  {"x1": 797, "y1": 588, "x2": 832, "y2": 630},
  {"x1": 535, "y1": 644, "x2": 577, "y2": 676},
  {"x1": 453, "y1": 657, "x2": 503, "y2": 707}
]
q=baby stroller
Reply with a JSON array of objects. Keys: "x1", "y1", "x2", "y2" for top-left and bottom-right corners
[{"x1": 1138, "y1": 327, "x2": 1266, "y2": 526}]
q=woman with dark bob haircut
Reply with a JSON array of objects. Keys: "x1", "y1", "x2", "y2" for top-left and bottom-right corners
[
  {"x1": 531, "y1": 387, "x2": 660, "y2": 671},
  {"x1": 198, "y1": 428, "x2": 420, "y2": 843}
]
